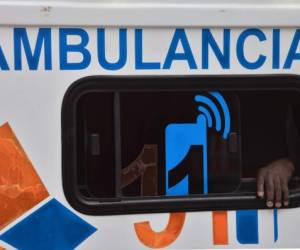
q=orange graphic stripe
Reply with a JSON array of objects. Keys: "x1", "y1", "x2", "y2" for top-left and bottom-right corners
[
  {"x1": 0, "y1": 123, "x2": 49, "y2": 230},
  {"x1": 212, "y1": 211, "x2": 228, "y2": 245},
  {"x1": 0, "y1": 246, "x2": 5, "y2": 250},
  {"x1": 134, "y1": 212, "x2": 186, "y2": 249}
]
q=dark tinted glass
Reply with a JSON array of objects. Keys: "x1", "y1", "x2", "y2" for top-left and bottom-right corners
[
  {"x1": 76, "y1": 92, "x2": 116, "y2": 198},
  {"x1": 62, "y1": 76, "x2": 300, "y2": 215}
]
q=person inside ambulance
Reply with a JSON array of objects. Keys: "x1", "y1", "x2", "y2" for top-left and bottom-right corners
[
  {"x1": 120, "y1": 91, "x2": 300, "y2": 209},
  {"x1": 238, "y1": 91, "x2": 300, "y2": 209}
]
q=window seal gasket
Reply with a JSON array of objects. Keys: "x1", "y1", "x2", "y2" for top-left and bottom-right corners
[{"x1": 62, "y1": 74, "x2": 300, "y2": 215}]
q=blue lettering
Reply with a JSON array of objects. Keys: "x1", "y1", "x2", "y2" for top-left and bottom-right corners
[
  {"x1": 0, "y1": 44, "x2": 9, "y2": 70},
  {"x1": 163, "y1": 29, "x2": 197, "y2": 69},
  {"x1": 135, "y1": 29, "x2": 160, "y2": 69},
  {"x1": 272, "y1": 29, "x2": 280, "y2": 69},
  {"x1": 59, "y1": 28, "x2": 91, "y2": 70},
  {"x1": 284, "y1": 29, "x2": 300, "y2": 69},
  {"x1": 14, "y1": 28, "x2": 51, "y2": 70},
  {"x1": 237, "y1": 28, "x2": 266, "y2": 70},
  {"x1": 97, "y1": 29, "x2": 127, "y2": 70},
  {"x1": 202, "y1": 29, "x2": 230, "y2": 69}
]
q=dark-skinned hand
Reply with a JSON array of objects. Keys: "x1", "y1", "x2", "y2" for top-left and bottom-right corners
[{"x1": 257, "y1": 158, "x2": 295, "y2": 208}]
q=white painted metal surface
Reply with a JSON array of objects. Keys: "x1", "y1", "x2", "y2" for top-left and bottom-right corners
[
  {"x1": 0, "y1": 1, "x2": 299, "y2": 249},
  {"x1": 0, "y1": 0, "x2": 299, "y2": 26}
]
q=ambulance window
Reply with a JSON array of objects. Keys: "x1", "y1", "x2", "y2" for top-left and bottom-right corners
[
  {"x1": 120, "y1": 91, "x2": 240, "y2": 196},
  {"x1": 62, "y1": 76, "x2": 300, "y2": 215},
  {"x1": 76, "y1": 93, "x2": 116, "y2": 198}
]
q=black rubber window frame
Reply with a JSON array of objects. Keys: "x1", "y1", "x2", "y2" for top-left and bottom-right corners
[{"x1": 62, "y1": 75, "x2": 300, "y2": 215}]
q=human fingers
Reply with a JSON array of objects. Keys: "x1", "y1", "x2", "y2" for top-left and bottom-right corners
[
  {"x1": 265, "y1": 173, "x2": 275, "y2": 208},
  {"x1": 274, "y1": 176, "x2": 282, "y2": 208},
  {"x1": 257, "y1": 169, "x2": 265, "y2": 198},
  {"x1": 281, "y1": 178, "x2": 290, "y2": 207}
]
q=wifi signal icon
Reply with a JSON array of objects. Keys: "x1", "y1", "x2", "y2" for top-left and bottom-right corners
[{"x1": 165, "y1": 91, "x2": 231, "y2": 196}]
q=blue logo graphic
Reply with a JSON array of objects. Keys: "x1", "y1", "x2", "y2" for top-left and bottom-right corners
[
  {"x1": 0, "y1": 199, "x2": 97, "y2": 250},
  {"x1": 165, "y1": 92, "x2": 231, "y2": 196}
]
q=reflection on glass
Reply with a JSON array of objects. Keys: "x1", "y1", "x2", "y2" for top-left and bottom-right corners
[{"x1": 75, "y1": 90, "x2": 300, "y2": 200}]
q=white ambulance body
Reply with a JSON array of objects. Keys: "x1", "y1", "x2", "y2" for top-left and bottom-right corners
[{"x1": 0, "y1": 0, "x2": 300, "y2": 249}]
